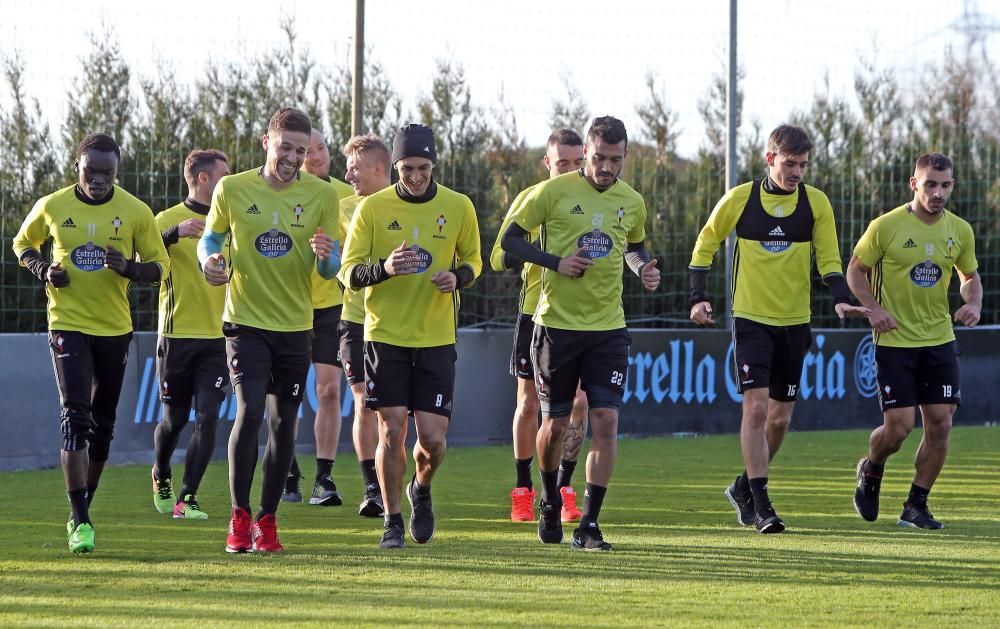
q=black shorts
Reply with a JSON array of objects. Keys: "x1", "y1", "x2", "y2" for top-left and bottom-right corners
[
  {"x1": 363, "y1": 341, "x2": 456, "y2": 418},
  {"x1": 732, "y1": 317, "x2": 812, "y2": 401},
  {"x1": 156, "y1": 336, "x2": 227, "y2": 406},
  {"x1": 223, "y1": 323, "x2": 311, "y2": 401},
  {"x1": 338, "y1": 319, "x2": 365, "y2": 386},
  {"x1": 312, "y1": 305, "x2": 343, "y2": 367},
  {"x1": 49, "y1": 330, "x2": 132, "y2": 455},
  {"x1": 875, "y1": 341, "x2": 961, "y2": 411},
  {"x1": 531, "y1": 326, "x2": 630, "y2": 417},
  {"x1": 509, "y1": 312, "x2": 534, "y2": 379}
]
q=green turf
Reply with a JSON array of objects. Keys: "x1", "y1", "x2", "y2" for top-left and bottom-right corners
[{"x1": 1, "y1": 427, "x2": 998, "y2": 627}]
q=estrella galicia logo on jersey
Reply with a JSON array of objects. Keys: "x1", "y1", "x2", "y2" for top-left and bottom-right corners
[
  {"x1": 576, "y1": 229, "x2": 613, "y2": 259},
  {"x1": 254, "y1": 228, "x2": 294, "y2": 258},
  {"x1": 70, "y1": 241, "x2": 107, "y2": 271},
  {"x1": 853, "y1": 335, "x2": 878, "y2": 398},
  {"x1": 760, "y1": 225, "x2": 791, "y2": 252},
  {"x1": 61, "y1": 218, "x2": 76, "y2": 228},
  {"x1": 109, "y1": 216, "x2": 124, "y2": 241},
  {"x1": 409, "y1": 244, "x2": 433, "y2": 272},
  {"x1": 246, "y1": 204, "x2": 260, "y2": 215},
  {"x1": 387, "y1": 219, "x2": 401, "y2": 231},
  {"x1": 910, "y1": 259, "x2": 942, "y2": 287},
  {"x1": 290, "y1": 204, "x2": 305, "y2": 228},
  {"x1": 433, "y1": 214, "x2": 447, "y2": 239}
]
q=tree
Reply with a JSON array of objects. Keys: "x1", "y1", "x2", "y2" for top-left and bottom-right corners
[{"x1": 548, "y1": 72, "x2": 590, "y2": 134}]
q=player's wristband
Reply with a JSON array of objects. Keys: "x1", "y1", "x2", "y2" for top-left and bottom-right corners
[
  {"x1": 453, "y1": 266, "x2": 475, "y2": 289},
  {"x1": 823, "y1": 273, "x2": 851, "y2": 305},
  {"x1": 20, "y1": 249, "x2": 51, "y2": 282}
]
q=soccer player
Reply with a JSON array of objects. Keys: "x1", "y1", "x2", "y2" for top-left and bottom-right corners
[
  {"x1": 151, "y1": 149, "x2": 231, "y2": 520},
  {"x1": 338, "y1": 123, "x2": 482, "y2": 549},
  {"x1": 199, "y1": 107, "x2": 341, "y2": 553},
  {"x1": 283, "y1": 128, "x2": 356, "y2": 505},
  {"x1": 500, "y1": 116, "x2": 660, "y2": 551},
  {"x1": 688, "y1": 124, "x2": 869, "y2": 534},
  {"x1": 13, "y1": 133, "x2": 169, "y2": 553},
  {"x1": 849, "y1": 153, "x2": 981, "y2": 529},
  {"x1": 339, "y1": 134, "x2": 393, "y2": 517},
  {"x1": 489, "y1": 128, "x2": 591, "y2": 523}
]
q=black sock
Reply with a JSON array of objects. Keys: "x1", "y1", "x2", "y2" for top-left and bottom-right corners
[
  {"x1": 360, "y1": 459, "x2": 378, "y2": 487},
  {"x1": 411, "y1": 475, "x2": 430, "y2": 496},
  {"x1": 177, "y1": 488, "x2": 192, "y2": 504},
  {"x1": 735, "y1": 470, "x2": 750, "y2": 492},
  {"x1": 539, "y1": 468, "x2": 559, "y2": 505},
  {"x1": 386, "y1": 512, "x2": 404, "y2": 527},
  {"x1": 864, "y1": 459, "x2": 885, "y2": 475},
  {"x1": 86, "y1": 484, "x2": 98, "y2": 507},
  {"x1": 908, "y1": 483, "x2": 930, "y2": 505},
  {"x1": 580, "y1": 483, "x2": 607, "y2": 527},
  {"x1": 557, "y1": 459, "x2": 577, "y2": 488},
  {"x1": 256, "y1": 508, "x2": 274, "y2": 521},
  {"x1": 288, "y1": 456, "x2": 301, "y2": 479},
  {"x1": 316, "y1": 458, "x2": 334, "y2": 480},
  {"x1": 68, "y1": 488, "x2": 90, "y2": 525},
  {"x1": 515, "y1": 457, "x2": 533, "y2": 489},
  {"x1": 748, "y1": 477, "x2": 770, "y2": 513}
]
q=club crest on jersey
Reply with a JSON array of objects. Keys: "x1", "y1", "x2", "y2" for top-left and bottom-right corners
[
  {"x1": 254, "y1": 227, "x2": 294, "y2": 258},
  {"x1": 71, "y1": 241, "x2": 107, "y2": 271},
  {"x1": 433, "y1": 214, "x2": 447, "y2": 239},
  {"x1": 945, "y1": 237, "x2": 955, "y2": 259},
  {"x1": 576, "y1": 228, "x2": 613, "y2": 259},
  {"x1": 615, "y1": 207, "x2": 625, "y2": 229},
  {"x1": 910, "y1": 259, "x2": 942, "y2": 288},
  {"x1": 290, "y1": 204, "x2": 305, "y2": 228},
  {"x1": 760, "y1": 225, "x2": 790, "y2": 253},
  {"x1": 109, "y1": 216, "x2": 124, "y2": 241}
]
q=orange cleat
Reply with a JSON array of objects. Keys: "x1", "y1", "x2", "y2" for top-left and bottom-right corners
[
  {"x1": 560, "y1": 486, "x2": 582, "y2": 523},
  {"x1": 510, "y1": 487, "x2": 536, "y2": 522}
]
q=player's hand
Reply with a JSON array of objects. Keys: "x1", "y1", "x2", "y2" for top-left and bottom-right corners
[
  {"x1": 641, "y1": 258, "x2": 660, "y2": 291},
  {"x1": 46, "y1": 262, "x2": 70, "y2": 288},
  {"x1": 953, "y1": 304, "x2": 981, "y2": 328},
  {"x1": 834, "y1": 303, "x2": 872, "y2": 320},
  {"x1": 309, "y1": 226, "x2": 334, "y2": 260},
  {"x1": 867, "y1": 305, "x2": 898, "y2": 334},
  {"x1": 104, "y1": 244, "x2": 130, "y2": 277},
  {"x1": 557, "y1": 247, "x2": 593, "y2": 278},
  {"x1": 690, "y1": 301, "x2": 713, "y2": 325},
  {"x1": 384, "y1": 240, "x2": 421, "y2": 276},
  {"x1": 203, "y1": 253, "x2": 229, "y2": 286},
  {"x1": 431, "y1": 271, "x2": 457, "y2": 293},
  {"x1": 178, "y1": 218, "x2": 205, "y2": 238}
]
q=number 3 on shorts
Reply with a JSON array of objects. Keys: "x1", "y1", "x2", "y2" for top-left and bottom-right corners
[
  {"x1": 610, "y1": 370, "x2": 624, "y2": 386},
  {"x1": 292, "y1": 383, "x2": 300, "y2": 397}
]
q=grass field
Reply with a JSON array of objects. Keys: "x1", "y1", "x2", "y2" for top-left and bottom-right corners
[{"x1": 1, "y1": 426, "x2": 998, "y2": 627}]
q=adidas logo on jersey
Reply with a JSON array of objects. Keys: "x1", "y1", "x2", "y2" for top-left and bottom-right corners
[
  {"x1": 61, "y1": 218, "x2": 76, "y2": 228},
  {"x1": 903, "y1": 238, "x2": 916, "y2": 248},
  {"x1": 768, "y1": 226, "x2": 785, "y2": 237},
  {"x1": 569, "y1": 205, "x2": 584, "y2": 215},
  {"x1": 246, "y1": 204, "x2": 260, "y2": 215},
  {"x1": 387, "y1": 220, "x2": 401, "y2": 231}
]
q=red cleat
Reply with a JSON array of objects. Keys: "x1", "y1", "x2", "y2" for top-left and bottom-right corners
[
  {"x1": 560, "y1": 486, "x2": 582, "y2": 523},
  {"x1": 226, "y1": 507, "x2": 253, "y2": 553},
  {"x1": 510, "y1": 487, "x2": 536, "y2": 522},
  {"x1": 251, "y1": 513, "x2": 284, "y2": 552}
]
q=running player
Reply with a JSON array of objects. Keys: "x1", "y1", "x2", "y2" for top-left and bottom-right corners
[
  {"x1": 13, "y1": 133, "x2": 169, "y2": 553},
  {"x1": 151, "y1": 149, "x2": 231, "y2": 520},
  {"x1": 283, "y1": 128, "x2": 356, "y2": 505},
  {"x1": 500, "y1": 116, "x2": 661, "y2": 551},
  {"x1": 338, "y1": 123, "x2": 482, "y2": 549},
  {"x1": 849, "y1": 153, "x2": 981, "y2": 529},
  {"x1": 489, "y1": 128, "x2": 591, "y2": 523},
  {"x1": 199, "y1": 107, "x2": 341, "y2": 553},
  {"x1": 339, "y1": 134, "x2": 392, "y2": 517},
  {"x1": 688, "y1": 124, "x2": 869, "y2": 534}
]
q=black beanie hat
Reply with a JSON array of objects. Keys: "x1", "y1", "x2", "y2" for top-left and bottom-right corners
[{"x1": 392, "y1": 123, "x2": 437, "y2": 164}]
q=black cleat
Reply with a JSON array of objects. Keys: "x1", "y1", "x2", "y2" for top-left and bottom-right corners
[
  {"x1": 853, "y1": 458, "x2": 882, "y2": 522},
  {"x1": 281, "y1": 472, "x2": 302, "y2": 503},
  {"x1": 308, "y1": 474, "x2": 343, "y2": 506},
  {"x1": 724, "y1": 477, "x2": 755, "y2": 527},
  {"x1": 898, "y1": 501, "x2": 944, "y2": 530},
  {"x1": 359, "y1": 483, "x2": 385, "y2": 518},
  {"x1": 537, "y1": 500, "x2": 564, "y2": 544},
  {"x1": 406, "y1": 479, "x2": 435, "y2": 544},
  {"x1": 379, "y1": 521, "x2": 405, "y2": 549},
  {"x1": 571, "y1": 523, "x2": 613, "y2": 551},
  {"x1": 754, "y1": 503, "x2": 786, "y2": 534}
]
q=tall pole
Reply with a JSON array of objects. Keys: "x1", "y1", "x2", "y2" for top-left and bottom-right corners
[
  {"x1": 351, "y1": 0, "x2": 365, "y2": 136},
  {"x1": 724, "y1": 0, "x2": 738, "y2": 324}
]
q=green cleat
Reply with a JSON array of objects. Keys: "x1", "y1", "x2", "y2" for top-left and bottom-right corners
[
  {"x1": 173, "y1": 494, "x2": 209, "y2": 520},
  {"x1": 68, "y1": 522, "x2": 95, "y2": 554},
  {"x1": 152, "y1": 468, "x2": 176, "y2": 514}
]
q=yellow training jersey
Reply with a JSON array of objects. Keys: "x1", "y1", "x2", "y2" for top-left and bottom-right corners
[
  {"x1": 337, "y1": 195, "x2": 366, "y2": 324},
  {"x1": 854, "y1": 204, "x2": 977, "y2": 348},
  {"x1": 689, "y1": 179, "x2": 844, "y2": 326},
  {"x1": 13, "y1": 184, "x2": 169, "y2": 336},
  {"x1": 205, "y1": 168, "x2": 340, "y2": 332},
  {"x1": 309, "y1": 179, "x2": 354, "y2": 310},
  {"x1": 338, "y1": 183, "x2": 482, "y2": 347},
  {"x1": 156, "y1": 201, "x2": 226, "y2": 338},
  {"x1": 490, "y1": 185, "x2": 542, "y2": 315},
  {"x1": 510, "y1": 171, "x2": 647, "y2": 331}
]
